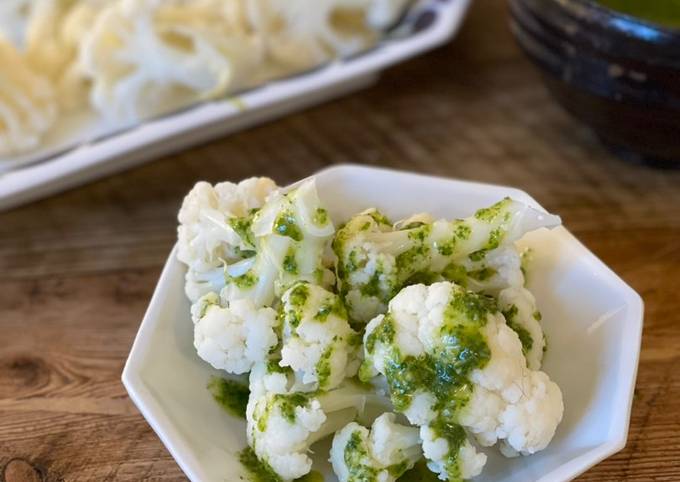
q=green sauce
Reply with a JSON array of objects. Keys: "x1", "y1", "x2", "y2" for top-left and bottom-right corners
[
  {"x1": 366, "y1": 210, "x2": 392, "y2": 227},
  {"x1": 440, "y1": 264, "x2": 469, "y2": 287},
  {"x1": 313, "y1": 208, "x2": 329, "y2": 226},
  {"x1": 454, "y1": 223, "x2": 471, "y2": 241},
  {"x1": 285, "y1": 282, "x2": 310, "y2": 328},
  {"x1": 428, "y1": 419, "x2": 467, "y2": 480},
  {"x1": 314, "y1": 295, "x2": 347, "y2": 322},
  {"x1": 468, "y1": 227, "x2": 505, "y2": 262},
  {"x1": 239, "y1": 447, "x2": 324, "y2": 482},
  {"x1": 595, "y1": 0, "x2": 680, "y2": 28},
  {"x1": 467, "y1": 267, "x2": 496, "y2": 282},
  {"x1": 436, "y1": 237, "x2": 456, "y2": 256},
  {"x1": 239, "y1": 447, "x2": 282, "y2": 482},
  {"x1": 397, "y1": 461, "x2": 440, "y2": 482},
  {"x1": 474, "y1": 198, "x2": 511, "y2": 223},
  {"x1": 229, "y1": 213, "x2": 257, "y2": 248},
  {"x1": 503, "y1": 305, "x2": 534, "y2": 356},
  {"x1": 363, "y1": 286, "x2": 495, "y2": 480},
  {"x1": 208, "y1": 377, "x2": 249, "y2": 419},
  {"x1": 256, "y1": 392, "x2": 311, "y2": 432},
  {"x1": 274, "y1": 210, "x2": 303, "y2": 241},
  {"x1": 315, "y1": 344, "x2": 334, "y2": 389},
  {"x1": 232, "y1": 271, "x2": 258, "y2": 289},
  {"x1": 344, "y1": 430, "x2": 379, "y2": 482},
  {"x1": 266, "y1": 359, "x2": 289, "y2": 374},
  {"x1": 359, "y1": 268, "x2": 383, "y2": 297},
  {"x1": 283, "y1": 247, "x2": 299, "y2": 275},
  {"x1": 404, "y1": 271, "x2": 443, "y2": 287}
]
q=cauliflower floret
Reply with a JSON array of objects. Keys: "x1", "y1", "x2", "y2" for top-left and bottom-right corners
[
  {"x1": 498, "y1": 286, "x2": 545, "y2": 370},
  {"x1": 280, "y1": 281, "x2": 360, "y2": 391},
  {"x1": 177, "y1": 177, "x2": 277, "y2": 302},
  {"x1": 334, "y1": 198, "x2": 561, "y2": 324},
  {"x1": 221, "y1": 178, "x2": 335, "y2": 307},
  {"x1": 459, "y1": 317, "x2": 563, "y2": 455},
  {"x1": 330, "y1": 413, "x2": 421, "y2": 482},
  {"x1": 23, "y1": 0, "x2": 111, "y2": 112},
  {"x1": 192, "y1": 295, "x2": 278, "y2": 374},
  {"x1": 0, "y1": 0, "x2": 32, "y2": 47},
  {"x1": 0, "y1": 38, "x2": 56, "y2": 156},
  {"x1": 247, "y1": 380, "x2": 371, "y2": 481},
  {"x1": 247, "y1": 0, "x2": 410, "y2": 73},
  {"x1": 420, "y1": 425, "x2": 486, "y2": 481},
  {"x1": 361, "y1": 281, "x2": 564, "y2": 478},
  {"x1": 79, "y1": 0, "x2": 263, "y2": 124}
]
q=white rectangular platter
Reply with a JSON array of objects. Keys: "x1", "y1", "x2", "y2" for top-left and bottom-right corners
[{"x1": 0, "y1": 0, "x2": 472, "y2": 211}]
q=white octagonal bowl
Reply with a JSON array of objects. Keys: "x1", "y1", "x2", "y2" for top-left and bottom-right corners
[{"x1": 122, "y1": 164, "x2": 643, "y2": 482}]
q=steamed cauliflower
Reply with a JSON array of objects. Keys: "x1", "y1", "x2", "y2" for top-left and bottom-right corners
[
  {"x1": 79, "y1": 0, "x2": 262, "y2": 123},
  {"x1": 0, "y1": 38, "x2": 57, "y2": 156},
  {"x1": 24, "y1": 0, "x2": 109, "y2": 111},
  {"x1": 177, "y1": 176, "x2": 277, "y2": 302},
  {"x1": 330, "y1": 413, "x2": 421, "y2": 482},
  {"x1": 192, "y1": 293, "x2": 278, "y2": 374},
  {"x1": 361, "y1": 281, "x2": 564, "y2": 479},
  {"x1": 247, "y1": 370, "x2": 371, "y2": 481},
  {"x1": 333, "y1": 198, "x2": 561, "y2": 325},
  {"x1": 420, "y1": 424, "x2": 486, "y2": 481},
  {"x1": 247, "y1": 0, "x2": 410, "y2": 72},
  {"x1": 177, "y1": 177, "x2": 566, "y2": 482},
  {"x1": 0, "y1": 0, "x2": 32, "y2": 47},
  {"x1": 220, "y1": 178, "x2": 336, "y2": 308},
  {"x1": 280, "y1": 281, "x2": 360, "y2": 391}
]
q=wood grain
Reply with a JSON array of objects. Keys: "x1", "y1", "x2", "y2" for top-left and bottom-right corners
[{"x1": 1, "y1": 0, "x2": 679, "y2": 480}]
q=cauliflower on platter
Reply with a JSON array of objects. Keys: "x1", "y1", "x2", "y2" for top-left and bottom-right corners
[
  {"x1": 330, "y1": 412, "x2": 421, "y2": 482},
  {"x1": 246, "y1": 0, "x2": 410, "y2": 73},
  {"x1": 360, "y1": 281, "x2": 564, "y2": 480},
  {"x1": 24, "y1": 0, "x2": 109, "y2": 112},
  {"x1": 0, "y1": 0, "x2": 32, "y2": 47},
  {"x1": 333, "y1": 198, "x2": 560, "y2": 325},
  {"x1": 280, "y1": 281, "x2": 360, "y2": 391},
  {"x1": 79, "y1": 0, "x2": 263, "y2": 123},
  {"x1": 0, "y1": 38, "x2": 56, "y2": 156}
]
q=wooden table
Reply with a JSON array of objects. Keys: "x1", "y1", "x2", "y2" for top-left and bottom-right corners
[{"x1": 1, "y1": 0, "x2": 679, "y2": 481}]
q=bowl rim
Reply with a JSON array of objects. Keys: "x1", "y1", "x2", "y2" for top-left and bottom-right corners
[
  {"x1": 122, "y1": 164, "x2": 646, "y2": 482},
  {"x1": 576, "y1": 0, "x2": 680, "y2": 35},
  {"x1": 512, "y1": 0, "x2": 680, "y2": 64}
]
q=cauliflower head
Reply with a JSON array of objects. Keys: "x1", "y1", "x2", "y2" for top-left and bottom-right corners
[
  {"x1": 22, "y1": 0, "x2": 110, "y2": 112},
  {"x1": 79, "y1": 0, "x2": 263, "y2": 123},
  {"x1": 246, "y1": 0, "x2": 410, "y2": 72},
  {"x1": 330, "y1": 412, "x2": 421, "y2": 482},
  {"x1": 192, "y1": 293, "x2": 278, "y2": 374},
  {"x1": 280, "y1": 281, "x2": 360, "y2": 391},
  {"x1": 0, "y1": 0, "x2": 32, "y2": 47},
  {"x1": 246, "y1": 374, "x2": 371, "y2": 481},
  {"x1": 361, "y1": 281, "x2": 563, "y2": 479},
  {"x1": 221, "y1": 178, "x2": 335, "y2": 308},
  {"x1": 333, "y1": 198, "x2": 561, "y2": 325},
  {"x1": 177, "y1": 176, "x2": 277, "y2": 302},
  {"x1": 0, "y1": 38, "x2": 56, "y2": 156}
]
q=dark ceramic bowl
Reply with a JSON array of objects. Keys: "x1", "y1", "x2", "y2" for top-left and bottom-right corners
[{"x1": 509, "y1": 0, "x2": 680, "y2": 166}]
